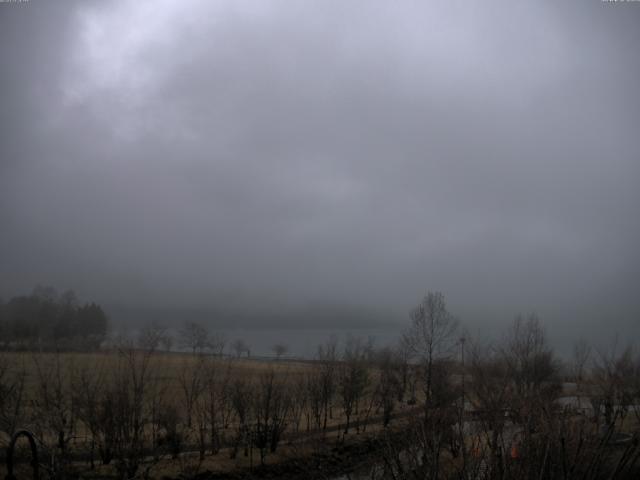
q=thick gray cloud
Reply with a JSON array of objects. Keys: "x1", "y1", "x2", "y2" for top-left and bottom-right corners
[{"x1": 1, "y1": 0, "x2": 639, "y2": 345}]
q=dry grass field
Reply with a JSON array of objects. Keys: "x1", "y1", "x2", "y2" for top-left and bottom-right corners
[{"x1": 0, "y1": 348, "x2": 416, "y2": 479}]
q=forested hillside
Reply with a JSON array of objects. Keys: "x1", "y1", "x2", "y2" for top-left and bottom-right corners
[{"x1": 0, "y1": 286, "x2": 109, "y2": 350}]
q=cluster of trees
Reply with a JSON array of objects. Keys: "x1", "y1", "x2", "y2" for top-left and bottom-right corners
[
  {"x1": 0, "y1": 286, "x2": 109, "y2": 350},
  {"x1": 0, "y1": 290, "x2": 639, "y2": 479},
  {"x1": 0, "y1": 328, "x2": 414, "y2": 479},
  {"x1": 377, "y1": 292, "x2": 640, "y2": 480}
]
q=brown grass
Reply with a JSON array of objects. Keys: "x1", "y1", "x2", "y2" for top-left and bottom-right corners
[{"x1": 0, "y1": 350, "x2": 415, "y2": 478}]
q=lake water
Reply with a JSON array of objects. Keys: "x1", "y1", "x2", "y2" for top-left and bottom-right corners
[
  {"x1": 122, "y1": 325, "x2": 403, "y2": 358},
  {"x1": 213, "y1": 326, "x2": 402, "y2": 358}
]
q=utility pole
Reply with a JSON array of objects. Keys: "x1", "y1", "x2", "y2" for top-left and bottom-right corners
[
  {"x1": 460, "y1": 335, "x2": 466, "y2": 408},
  {"x1": 459, "y1": 335, "x2": 467, "y2": 474}
]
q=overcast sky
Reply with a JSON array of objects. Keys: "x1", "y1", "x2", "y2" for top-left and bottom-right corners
[{"x1": 1, "y1": 1, "x2": 639, "y2": 342}]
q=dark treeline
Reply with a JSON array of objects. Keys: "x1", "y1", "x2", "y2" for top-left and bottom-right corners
[{"x1": 0, "y1": 286, "x2": 109, "y2": 350}]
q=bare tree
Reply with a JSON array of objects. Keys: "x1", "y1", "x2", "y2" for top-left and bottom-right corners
[
  {"x1": 160, "y1": 334, "x2": 174, "y2": 352},
  {"x1": 146, "y1": 360, "x2": 169, "y2": 463},
  {"x1": 592, "y1": 344, "x2": 636, "y2": 427},
  {"x1": 232, "y1": 338, "x2": 250, "y2": 358},
  {"x1": 0, "y1": 354, "x2": 27, "y2": 440},
  {"x1": 632, "y1": 352, "x2": 640, "y2": 424},
  {"x1": 252, "y1": 368, "x2": 291, "y2": 464},
  {"x1": 31, "y1": 352, "x2": 77, "y2": 474},
  {"x1": 230, "y1": 376, "x2": 252, "y2": 459},
  {"x1": 305, "y1": 368, "x2": 324, "y2": 431},
  {"x1": 109, "y1": 339, "x2": 157, "y2": 478},
  {"x1": 572, "y1": 338, "x2": 592, "y2": 382},
  {"x1": 157, "y1": 403, "x2": 183, "y2": 459},
  {"x1": 394, "y1": 336, "x2": 412, "y2": 403},
  {"x1": 202, "y1": 357, "x2": 232, "y2": 455},
  {"x1": 374, "y1": 347, "x2": 399, "y2": 427},
  {"x1": 396, "y1": 292, "x2": 462, "y2": 479},
  {"x1": 209, "y1": 332, "x2": 226, "y2": 356},
  {"x1": 75, "y1": 359, "x2": 113, "y2": 467},
  {"x1": 338, "y1": 336, "x2": 370, "y2": 434},
  {"x1": 177, "y1": 354, "x2": 206, "y2": 429},
  {"x1": 271, "y1": 343, "x2": 289, "y2": 360},
  {"x1": 288, "y1": 372, "x2": 308, "y2": 434},
  {"x1": 179, "y1": 321, "x2": 209, "y2": 355},
  {"x1": 502, "y1": 314, "x2": 558, "y2": 399},
  {"x1": 500, "y1": 315, "x2": 562, "y2": 478},
  {"x1": 467, "y1": 341, "x2": 513, "y2": 476},
  {"x1": 137, "y1": 321, "x2": 170, "y2": 352},
  {"x1": 404, "y1": 291, "x2": 458, "y2": 408},
  {"x1": 317, "y1": 336, "x2": 338, "y2": 431}
]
